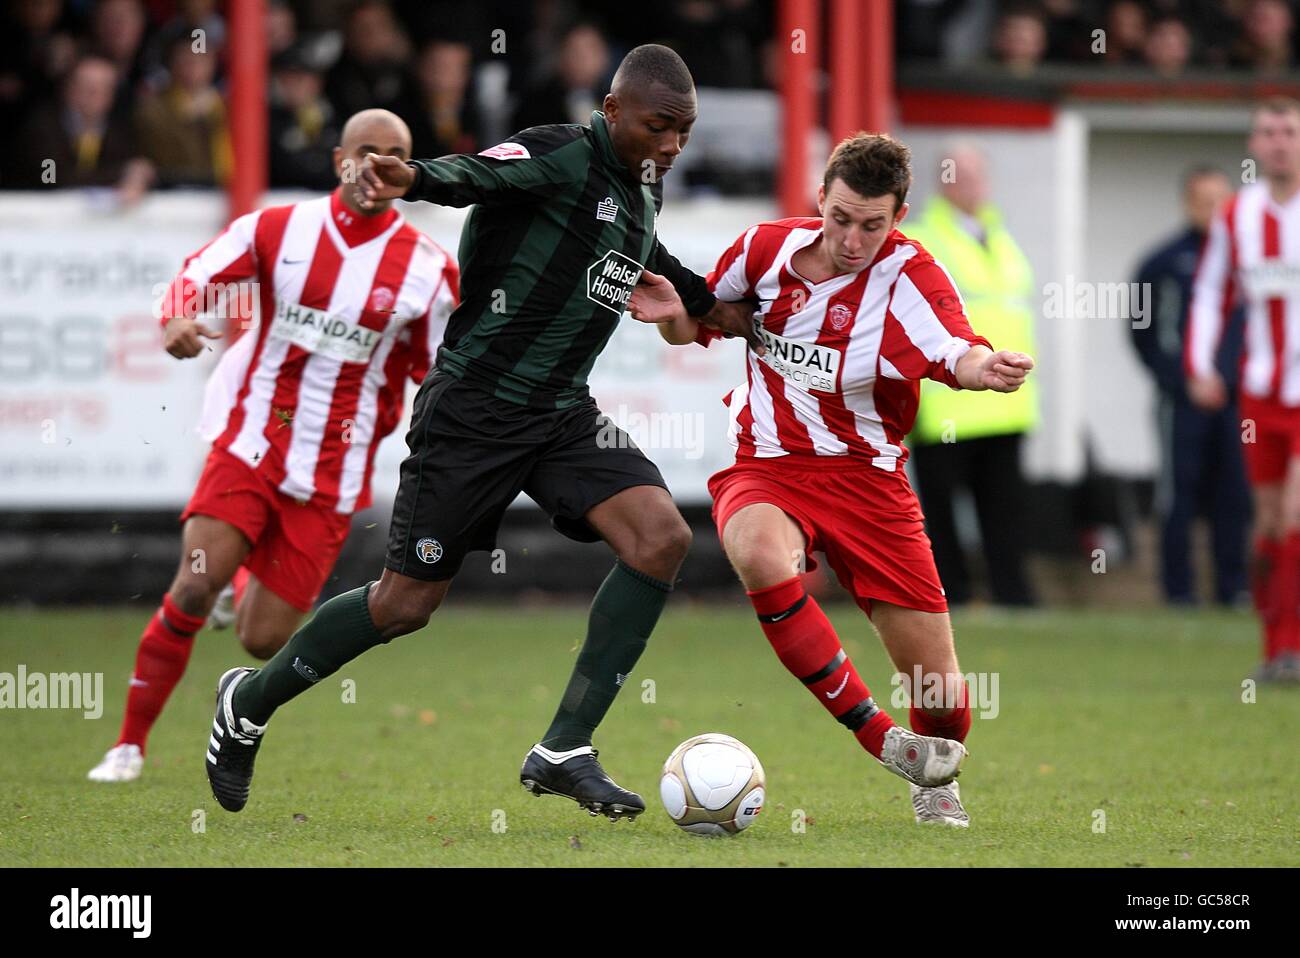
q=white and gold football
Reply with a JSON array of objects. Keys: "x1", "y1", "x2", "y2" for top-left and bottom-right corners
[{"x1": 659, "y1": 733, "x2": 765, "y2": 836}]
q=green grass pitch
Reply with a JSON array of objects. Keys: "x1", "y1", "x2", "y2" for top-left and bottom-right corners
[{"x1": 1, "y1": 602, "x2": 1296, "y2": 867}]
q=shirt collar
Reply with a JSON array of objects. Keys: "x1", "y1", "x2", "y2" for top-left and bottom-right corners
[
  {"x1": 330, "y1": 188, "x2": 398, "y2": 247},
  {"x1": 590, "y1": 110, "x2": 632, "y2": 182}
]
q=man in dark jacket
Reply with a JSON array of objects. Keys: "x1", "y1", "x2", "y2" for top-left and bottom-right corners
[{"x1": 1131, "y1": 166, "x2": 1249, "y2": 605}]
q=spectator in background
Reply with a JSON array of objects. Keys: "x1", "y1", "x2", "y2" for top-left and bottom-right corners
[
  {"x1": 1099, "y1": 0, "x2": 1147, "y2": 66},
  {"x1": 511, "y1": 21, "x2": 609, "y2": 130},
  {"x1": 1232, "y1": 0, "x2": 1293, "y2": 73},
  {"x1": 895, "y1": 0, "x2": 968, "y2": 62},
  {"x1": 665, "y1": 0, "x2": 767, "y2": 88},
  {"x1": 907, "y1": 142, "x2": 1039, "y2": 606},
  {"x1": 268, "y1": 44, "x2": 339, "y2": 190},
  {"x1": 0, "y1": 0, "x2": 76, "y2": 138},
  {"x1": 404, "y1": 37, "x2": 478, "y2": 158},
  {"x1": 1130, "y1": 167, "x2": 1249, "y2": 606},
  {"x1": 135, "y1": 37, "x2": 230, "y2": 187},
  {"x1": 16, "y1": 54, "x2": 152, "y2": 200},
  {"x1": 992, "y1": 4, "x2": 1048, "y2": 76},
  {"x1": 1186, "y1": 0, "x2": 1243, "y2": 69},
  {"x1": 326, "y1": 0, "x2": 411, "y2": 118},
  {"x1": 1041, "y1": 0, "x2": 1094, "y2": 62},
  {"x1": 144, "y1": 0, "x2": 226, "y2": 81},
  {"x1": 86, "y1": 0, "x2": 148, "y2": 114},
  {"x1": 266, "y1": 0, "x2": 297, "y2": 59},
  {"x1": 1144, "y1": 15, "x2": 1193, "y2": 77}
]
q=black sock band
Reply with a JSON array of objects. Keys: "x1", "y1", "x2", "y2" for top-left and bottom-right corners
[
  {"x1": 799, "y1": 649, "x2": 847, "y2": 686},
  {"x1": 836, "y1": 697, "x2": 880, "y2": 732},
  {"x1": 757, "y1": 592, "x2": 808, "y2": 624}
]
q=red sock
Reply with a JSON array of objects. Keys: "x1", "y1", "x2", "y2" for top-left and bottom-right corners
[
  {"x1": 116, "y1": 594, "x2": 204, "y2": 752},
  {"x1": 1253, "y1": 539, "x2": 1282, "y2": 661},
  {"x1": 910, "y1": 680, "x2": 972, "y2": 744},
  {"x1": 232, "y1": 566, "x2": 250, "y2": 609},
  {"x1": 748, "y1": 577, "x2": 895, "y2": 758},
  {"x1": 1275, "y1": 533, "x2": 1300, "y2": 655}
]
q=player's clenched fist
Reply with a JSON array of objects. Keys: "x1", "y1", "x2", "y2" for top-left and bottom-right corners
[
  {"x1": 356, "y1": 153, "x2": 415, "y2": 209},
  {"x1": 977, "y1": 349, "x2": 1034, "y2": 392},
  {"x1": 956, "y1": 346, "x2": 1034, "y2": 392},
  {"x1": 163, "y1": 316, "x2": 222, "y2": 359}
]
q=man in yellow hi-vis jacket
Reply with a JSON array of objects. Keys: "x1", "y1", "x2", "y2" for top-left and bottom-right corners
[{"x1": 906, "y1": 143, "x2": 1038, "y2": 606}]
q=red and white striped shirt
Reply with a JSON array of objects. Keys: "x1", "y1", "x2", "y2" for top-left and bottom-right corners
[
  {"x1": 699, "y1": 217, "x2": 989, "y2": 470},
  {"x1": 160, "y1": 190, "x2": 458, "y2": 513},
  {"x1": 1187, "y1": 182, "x2": 1300, "y2": 406}
]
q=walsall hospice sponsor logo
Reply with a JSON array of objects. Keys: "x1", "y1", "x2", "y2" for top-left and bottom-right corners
[
  {"x1": 756, "y1": 322, "x2": 840, "y2": 393},
  {"x1": 586, "y1": 250, "x2": 643, "y2": 315},
  {"x1": 269, "y1": 297, "x2": 383, "y2": 363}
]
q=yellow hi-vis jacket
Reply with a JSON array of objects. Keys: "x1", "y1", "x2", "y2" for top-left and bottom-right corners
[{"x1": 905, "y1": 196, "x2": 1038, "y2": 445}]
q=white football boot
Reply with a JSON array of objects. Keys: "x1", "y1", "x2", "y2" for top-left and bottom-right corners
[
  {"x1": 87, "y1": 744, "x2": 144, "y2": 782},
  {"x1": 911, "y1": 781, "x2": 970, "y2": 827},
  {"x1": 877, "y1": 726, "x2": 967, "y2": 787},
  {"x1": 207, "y1": 581, "x2": 237, "y2": 630}
]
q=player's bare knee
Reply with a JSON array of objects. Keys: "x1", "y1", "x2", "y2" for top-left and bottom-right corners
[
  {"x1": 725, "y1": 529, "x2": 796, "y2": 588},
  {"x1": 628, "y1": 515, "x2": 692, "y2": 574},
  {"x1": 728, "y1": 543, "x2": 795, "y2": 591},
  {"x1": 168, "y1": 577, "x2": 218, "y2": 620},
  {"x1": 370, "y1": 588, "x2": 441, "y2": 639},
  {"x1": 237, "y1": 627, "x2": 288, "y2": 661},
  {"x1": 658, "y1": 518, "x2": 693, "y2": 565}
]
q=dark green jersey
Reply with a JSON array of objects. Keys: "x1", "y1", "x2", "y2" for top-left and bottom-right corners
[{"x1": 404, "y1": 110, "x2": 715, "y2": 408}]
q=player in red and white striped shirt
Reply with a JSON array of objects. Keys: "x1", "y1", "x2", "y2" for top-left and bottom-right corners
[
  {"x1": 1186, "y1": 98, "x2": 1300, "y2": 683},
  {"x1": 632, "y1": 133, "x2": 1033, "y2": 825},
  {"x1": 88, "y1": 110, "x2": 458, "y2": 782}
]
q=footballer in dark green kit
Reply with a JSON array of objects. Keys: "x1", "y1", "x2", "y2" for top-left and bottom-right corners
[{"x1": 204, "y1": 44, "x2": 758, "y2": 819}]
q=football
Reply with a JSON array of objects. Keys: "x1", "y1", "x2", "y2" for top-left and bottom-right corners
[{"x1": 659, "y1": 733, "x2": 766, "y2": 836}]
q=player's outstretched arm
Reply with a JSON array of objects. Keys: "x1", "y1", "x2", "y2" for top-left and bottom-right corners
[
  {"x1": 955, "y1": 345, "x2": 1035, "y2": 392},
  {"x1": 362, "y1": 130, "x2": 588, "y2": 211},
  {"x1": 629, "y1": 269, "x2": 696, "y2": 344},
  {"x1": 157, "y1": 210, "x2": 263, "y2": 359},
  {"x1": 355, "y1": 153, "x2": 415, "y2": 208}
]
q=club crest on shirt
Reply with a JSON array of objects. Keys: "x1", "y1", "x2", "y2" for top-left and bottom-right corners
[
  {"x1": 369, "y1": 286, "x2": 396, "y2": 312},
  {"x1": 828, "y1": 303, "x2": 853, "y2": 330}
]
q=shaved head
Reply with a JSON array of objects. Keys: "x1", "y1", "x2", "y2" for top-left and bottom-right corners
[
  {"x1": 604, "y1": 45, "x2": 697, "y2": 182},
  {"x1": 335, "y1": 109, "x2": 412, "y2": 214},
  {"x1": 610, "y1": 43, "x2": 694, "y2": 98},
  {"x1": 340, "y1": 108, "x2": 411, "y2": 157}
]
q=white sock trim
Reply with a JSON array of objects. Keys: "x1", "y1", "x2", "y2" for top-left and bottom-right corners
[{"x1": 532, "y1": 744, "x2": 594, "y2": 764}]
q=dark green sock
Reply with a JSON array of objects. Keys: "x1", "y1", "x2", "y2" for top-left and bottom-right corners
[
  {"x1": 234, "y1": 583, "x2": 384, "y2": 724},
  {"x1": 541, "y1": 560, "x2": 672, "y2": 750}
]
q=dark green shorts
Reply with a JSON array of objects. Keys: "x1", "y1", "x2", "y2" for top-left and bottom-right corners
[{"x1": 385, "y1": 370, "x2": 668, "y2": 581}]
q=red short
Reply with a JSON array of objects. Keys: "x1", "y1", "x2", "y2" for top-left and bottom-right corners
[
  {"x1": 1240, "y1": 395, "x2": 1300, "y2": 485},
  {"x1": 180, "y1": 448, "x2": 352, "y2": 612},
  {"x1": 708, "y1": 458, "x2": 948, "y2": 615}
]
